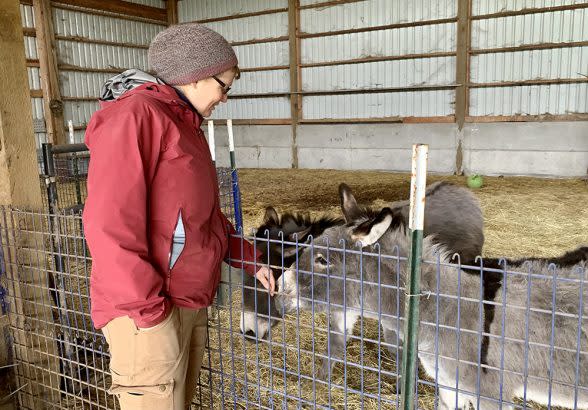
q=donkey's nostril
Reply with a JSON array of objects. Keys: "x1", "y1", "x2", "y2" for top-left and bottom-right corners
[{"x1": 244, "y1": 329, "x2": 256, "y2": 338}]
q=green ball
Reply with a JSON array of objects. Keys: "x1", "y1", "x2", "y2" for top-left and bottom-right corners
[{"x1": 467, "y1": 174, "x2": 484, "y2": 189}]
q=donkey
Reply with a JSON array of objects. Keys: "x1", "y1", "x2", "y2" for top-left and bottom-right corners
[
  {"x1": 240, "y1": 208, "x2": 343, "y2": 339},
  {"x1": 241, "y1": 181, "x2": 486, "y2": 340},
  {"x1": 275, "y1": 200, "x2": 588, "y2": 409}
]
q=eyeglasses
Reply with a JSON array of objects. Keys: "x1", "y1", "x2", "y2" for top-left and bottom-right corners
[{"x1": 212, "y1": 76, "x2": 231, "y2": 95}]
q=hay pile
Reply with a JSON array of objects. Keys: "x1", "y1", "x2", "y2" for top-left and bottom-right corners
[
  {"x1": 238, "y1": 169, "x2": 588, "y2": 258},
  {"x1": 201, "y1": 169, "x2": 586, "y2": 409}
]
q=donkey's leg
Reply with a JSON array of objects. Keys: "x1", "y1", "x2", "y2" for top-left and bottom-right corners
[
  {"x1": 382, "y1": 326, "x2": 403, "y2": 388},
  {"x1": 476, "y1": 376, "x2": 514, "y2": 410},
  {"x1": 316, "y1": 309, "x2": 359, "y2": 381}
]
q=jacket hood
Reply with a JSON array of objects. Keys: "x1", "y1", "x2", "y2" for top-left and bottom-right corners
[
  {"x1": 97, "y1": 70, "x2": 202, "y2": 122},
  {"x1": 100, "y1": 69, "x2": 164, "y2": 102}
]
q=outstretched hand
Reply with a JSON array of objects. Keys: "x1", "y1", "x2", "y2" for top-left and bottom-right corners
[{"x1": 254, "y1": 266, "x2": 275, "y2": 297}]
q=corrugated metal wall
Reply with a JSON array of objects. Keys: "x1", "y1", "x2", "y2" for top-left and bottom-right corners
[
  {"x1": 54, "y1": 5, "x2": 165, "y2": 143},
  {"x1": 180, "y1": 0, "x2": 587, "y2": 121},
  {"x1": 20, "y1": 1, "x2": 588, "y2": 150},
  {"x1": 469, "y1": 1, "x2": 588, "y2": 116},
  {"x1": 21, "y1": 1, "x2": 166, "y2": 146},
  {"x1": 300, "y1": 0, "x2": 457, "y2": 119}
]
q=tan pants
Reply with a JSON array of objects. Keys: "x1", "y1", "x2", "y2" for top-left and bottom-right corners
[{"x1": 101, "y1": 306, "x2": 208, "y2": 410}]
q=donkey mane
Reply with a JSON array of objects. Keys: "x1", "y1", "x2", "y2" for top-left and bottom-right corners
[{"x1": 256, "y1": 210, "x2": 344, "y2": 237}]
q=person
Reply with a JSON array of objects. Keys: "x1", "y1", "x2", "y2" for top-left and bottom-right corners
[{"x1": 82, "y1": 23, "x2": 275, "y2": 410}]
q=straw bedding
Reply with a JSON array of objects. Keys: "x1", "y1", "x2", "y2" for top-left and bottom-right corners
[{"x1": 199, "y1": 169, "x2": 587, "y2": 409}]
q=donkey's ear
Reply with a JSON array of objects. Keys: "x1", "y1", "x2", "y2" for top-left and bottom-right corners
[
  {"x1": 351, "y1": 207, "x2": 395, "y2": 246},
  {"x1": 339, "y1": 183, "x2": 363, "y2": 223},
  {"x1": 287, "y1": 225, "x2": 313, "y2": 242},
  {"x1": 263, "y1": 206, "x2": 279, "y2": 224}
]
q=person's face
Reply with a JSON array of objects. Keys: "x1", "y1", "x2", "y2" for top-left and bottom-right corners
[{"x1": 178, "y1": 68, "x2": 236, "y2": 117}]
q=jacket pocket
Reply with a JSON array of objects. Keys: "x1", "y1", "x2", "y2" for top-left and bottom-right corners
[{"x1": 169, "y1": 209, "x2": 186, "y2": 270}]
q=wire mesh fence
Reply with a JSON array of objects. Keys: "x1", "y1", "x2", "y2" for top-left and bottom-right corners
[
  {"x1": 0, "y1": 205, "x2": 586, "y2": 409},
  {"x1": 212, "y1": 234, "x2": 588, "y2": 410},
  {"x1": 1, "y1": 142, "x2": 586, "y2": 409}
]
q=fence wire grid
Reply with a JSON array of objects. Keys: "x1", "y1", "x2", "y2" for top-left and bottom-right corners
[{"x1": 0, "y1": 144, "x2": 586, "y2": 409}]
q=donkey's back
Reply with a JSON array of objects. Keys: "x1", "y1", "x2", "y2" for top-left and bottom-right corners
[
  {"x1": 487, "y1": 260, "x2": 588, "y2": 408},
  {"x1": 390, "y1": 181, "x2": 484, "y2": 264}
]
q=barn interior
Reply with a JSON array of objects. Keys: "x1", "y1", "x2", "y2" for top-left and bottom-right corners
[{"x1": 0, "y1": 0, "x2": 587, "y2": 409}]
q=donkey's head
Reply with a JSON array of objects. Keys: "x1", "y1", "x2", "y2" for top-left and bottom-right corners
[
  {"x1": 254, "y1": 206, "x2": 344, "y2": 270},
  {"x1": 240, "y1": 207, "x2": 344, "y2": 340},
  {"x1": 275, "y1": 184, "x2": 406, "y2": 314}
]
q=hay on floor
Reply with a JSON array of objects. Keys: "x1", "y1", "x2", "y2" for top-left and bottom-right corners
[{"x1": 203, "y1": 169, "x2": 587, "y2": 409}]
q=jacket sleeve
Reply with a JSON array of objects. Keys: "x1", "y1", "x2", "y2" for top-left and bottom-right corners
[
  {"x1": 220, "y1": 212, "x2": 261, "y2": 276},
  {"x1": 82, "y1": 104, "x2": 170, "y2": 328}
]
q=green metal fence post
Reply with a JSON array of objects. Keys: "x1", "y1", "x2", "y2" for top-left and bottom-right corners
[{"x1": 400, "y1": 143, "x2": 429, "y2": 410}]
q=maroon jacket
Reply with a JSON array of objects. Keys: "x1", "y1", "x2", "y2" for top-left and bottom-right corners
[{"x1": 83, "y1": 83, "x2": 258, "y2": 329}]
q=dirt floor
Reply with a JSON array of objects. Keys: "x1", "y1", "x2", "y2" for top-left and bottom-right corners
[{"x1": 238, "y1": 169, "x2": 588, "y2": 259}]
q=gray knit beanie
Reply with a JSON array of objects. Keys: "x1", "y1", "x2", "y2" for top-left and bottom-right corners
[{"x1": 148, "y1": 23, "x2": 238, "y2": 85}]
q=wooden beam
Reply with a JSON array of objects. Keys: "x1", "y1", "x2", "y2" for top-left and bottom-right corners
[
  {"x1": 288, "y1": 0, "x2": 300, "y2": 168},
  {"x1": 51, "y1": 2, "x2": 167, "y2": 25},
  {"x1": 402, "y1": 115, "x2": 456, "y2": 123},
  {"x1": 298, "y1": 17, "x2": 457, "y2": 39},
  {"x1": 34, "y1": 0, "x2": 66, "y2": 145},
  {"x1": 300, "y1": 117, "x2": 402, "y2": 124},
  {"x1": 300, "y1": 51, "x2": 456, "y2": 69},
  {"x1": 299, "y1": 116, "x2": 456, "y2": 124},
  {"x1": 228, "y1": 92, "x2": 290, "y2": 99},
  {"x1": 240, "y1": 65, "x2": 289, "y2": 73},
  {"x1": 194, "y1": 7, "x2": 288, "y2": 24},
  {"x1": 231, "y1": 36, "x2": 289, "y2": 47},
  {"x1": 225, "y1": 119, "x2": 292, "y2": 125},
  {"x1": 0, "y1": 2, "x2": 57, "y2": 407},
  {"x1": 55, "y1": 35, "x2": 149, "y2": 49},
  {"x1": 51, "y1": 0, "x2": 167, "y2": 22},
  {"x1": 469, "y1": 78, "x2": 588, "y2": 88},
  {"x1": 61, "y1": 96, "x2": 97, "y2": 101},
  {"x1": 470, "y1": 41, "x2": 588, "y2": 55},
  {"x1": 298, "y1": 0, "x2": 364, "y2": 10},
  {"x1": 297, "y1": 84, "x2": 458, "y2": 96},
  {"x1": 471, "y1": 3, "x2": 588, "y2": 20},
  {"x1": 58, "y1": 64, "x2": 127, "y2": 73},
  {"x1": 466, "y1": 114, "x2": 588, "y2": 122},
  {"x1": 455, "y1": 0, "x2": 470, "y2": 130},
  {"x1": 1, "y1": 0, "x2": 43, "y2": 206},
  {"x1": 166, "y1": 0, "x2": 177, "y2": 25}
]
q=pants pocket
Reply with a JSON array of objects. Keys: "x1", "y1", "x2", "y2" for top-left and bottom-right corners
[
  {"x1": 104, "y1": 306, "x2": 182, "y2": 378},
  {"x1": 109, "y1": 380, "x2": 174, "y2": 410}
]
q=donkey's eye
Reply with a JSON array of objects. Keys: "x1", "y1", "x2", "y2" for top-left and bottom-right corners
[{"x1": 314, "y1": 254, "x2": 328, "y2": 267}]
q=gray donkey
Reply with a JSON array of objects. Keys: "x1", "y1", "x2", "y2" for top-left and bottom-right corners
[
  {"x1": 243, "y1": 181, "x2": 485, "y2": 340},
  {"x1": 275, "y1": 199, "x2": 587, "y2": 409}
]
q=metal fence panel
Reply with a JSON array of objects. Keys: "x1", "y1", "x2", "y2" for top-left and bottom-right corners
[{"x1": 2, "y1": 162, "x2": 586, "y2": 409}]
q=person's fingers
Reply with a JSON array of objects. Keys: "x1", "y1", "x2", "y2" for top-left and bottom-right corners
[
  {"x1": 269, "y1": 272, "x2": 276, "y2": 296},
  {"x1": 257, "y1": 272, "x2": 269, "y2": 289},
  {"x1": 257, "y1": 267, "x2": 275, "y2": 296}
]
